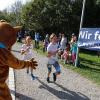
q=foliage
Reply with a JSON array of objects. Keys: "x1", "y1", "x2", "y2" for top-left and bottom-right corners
[
  {"x1": 0, "y1": 0, "x2": 100, "y2": 36},
  {"x1": 20, "y1": 0, "x2": 83, "y2": 36}
]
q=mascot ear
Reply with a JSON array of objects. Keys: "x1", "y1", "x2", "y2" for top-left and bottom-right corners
[
  {"x1": 14, "y1": 26, "x2": 22, "y2": 33},
  {"x1": 0, "y1": 19, "x2": 6, "y2": 22}
]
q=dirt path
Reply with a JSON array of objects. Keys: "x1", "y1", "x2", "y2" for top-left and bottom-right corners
[{"x1": 13, "y1": 43, "x2": 100, "y2": 100}]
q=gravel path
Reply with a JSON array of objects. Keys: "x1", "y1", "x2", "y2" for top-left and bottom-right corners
[{"x1": 13, "y1": 43, "x2": 100, "y2": 100}]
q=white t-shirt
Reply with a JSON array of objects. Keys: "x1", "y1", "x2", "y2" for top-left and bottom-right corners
[
  {"x1": 21, "y1": 44, "x2": 33, "y2": 60},
  {"x1": 60, "y1": 37, "x2": 67, "y2": 50},
  {"x1": 47, "y1": 43, "x2": 58, "y2": 64}
]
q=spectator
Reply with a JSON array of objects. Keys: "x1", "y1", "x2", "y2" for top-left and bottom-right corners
[
  {"x1": 70, "y1": 36, "x2": 77, "y2": 65},
  {"x1": 61, "y1": 44, "x2": 71, "y2": 64},
  {"x1": 43, "y1": 40, "x2": 48, "y2": 52},
  {"x1": 60, "y1": 33, "x2": 67, "y2": 51},
  {"x1": 35, "y1": 32, "x2": 40, "y2": 49},
  {"x1": 58, "y1": 33, "x2": 62, "y2": 48},
  {"x1": 17, "y1": 31, "x2": 22, "y2": 42}
]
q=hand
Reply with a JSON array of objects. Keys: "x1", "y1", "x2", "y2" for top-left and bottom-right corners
[
  {"x1": 21, "y1": 50, "x2": 25, "y2": 55},
  {"x1": 29, "y1": 58, "x2": 38, "y2": 69}
]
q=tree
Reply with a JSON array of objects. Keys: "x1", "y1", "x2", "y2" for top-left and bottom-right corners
[
  {"x1": 8, "y1": 0, "x2": 23, "y2": 25},
  {"x1": 1, "y1": 0, "x2": 100, "y2": 37}
]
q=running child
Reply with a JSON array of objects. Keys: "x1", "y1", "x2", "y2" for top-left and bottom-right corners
[
  {"x1": 21, "y1": 36, "x2": 35, "y2": 80},
  {"x1": 47, "y1": 33, "x2": 61, "y2": 83}
]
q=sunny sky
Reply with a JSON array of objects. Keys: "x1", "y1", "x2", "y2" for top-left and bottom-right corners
[{"x1": 0, "y1": 0, "x2": 28, "y2": 11}]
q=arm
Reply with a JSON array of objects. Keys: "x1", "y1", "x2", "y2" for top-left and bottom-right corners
[
  {"x1": 0, "y1": 49, "x2": 37, "y2": 69},
  {"x1": 20, "y1": 44, "x2": 26, "y2": 54},
  {"x1": 47, "y1": 50, "x2": 58, "y2": 57}
]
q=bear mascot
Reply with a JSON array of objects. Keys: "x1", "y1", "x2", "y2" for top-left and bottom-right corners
[{"x1": 0, "y1": 20, "x2": 38, "y2": 100}]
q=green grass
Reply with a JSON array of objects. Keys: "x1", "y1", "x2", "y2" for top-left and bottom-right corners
[
  {"x1": 35, "y1": 43, "x2": 100, "y2": 86},
  {"x1": 78, "y1": 53, "x2": 100, "y2": 85},
  {"x1": 60, "y1": 53, "x2": 100, "y2": 85}
]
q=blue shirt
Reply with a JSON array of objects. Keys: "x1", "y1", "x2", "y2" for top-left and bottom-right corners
[{"x1": 71, "y1": 42, "x2": 77, "y2": 54}]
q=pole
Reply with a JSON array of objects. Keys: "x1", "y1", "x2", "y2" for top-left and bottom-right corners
[{"x1": 75, "y1": 0, "x2": 86, "y2": 67}]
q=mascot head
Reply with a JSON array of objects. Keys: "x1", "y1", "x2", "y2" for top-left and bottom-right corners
[{"x1": 0, "y1": 20, "x2": 21, "y2": 49}]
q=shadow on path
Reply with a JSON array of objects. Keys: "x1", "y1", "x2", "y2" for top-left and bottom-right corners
[
  {"x1": 37, "y1": 78, "x2": 90, "y2": 100},
  {"x1": 10, "y1": 90, "x2": 35, "y2": 100}
]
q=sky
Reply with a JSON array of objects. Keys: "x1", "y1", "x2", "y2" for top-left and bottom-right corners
[{"x1": 0, "y1": 0, "x2": 28, "y2": 11}]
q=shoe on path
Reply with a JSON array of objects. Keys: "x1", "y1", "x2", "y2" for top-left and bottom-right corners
[
  {"x1": 31, "y1": 74, "x2": 36, "y2": 80},
  {"x1": 47, "y1": 77, "x2": 50, "y2": 83}
]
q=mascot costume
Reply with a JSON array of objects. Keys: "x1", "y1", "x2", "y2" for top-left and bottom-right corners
[{"x1": 0, "y1": 20, "x2": 38, "y2": 100}]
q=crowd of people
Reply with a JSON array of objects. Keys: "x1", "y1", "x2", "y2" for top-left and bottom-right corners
[{"x1": 43, "y1": 33, "x2": 78, "y2": 65}]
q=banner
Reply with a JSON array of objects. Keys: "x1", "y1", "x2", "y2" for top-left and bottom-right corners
[{"x1": 78, "y1": 28, "x2": 100, "y2": 51}]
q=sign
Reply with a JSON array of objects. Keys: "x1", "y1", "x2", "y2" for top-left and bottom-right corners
[{"x1": 78, "y1": 28, "x2": 100, "y2": 51}]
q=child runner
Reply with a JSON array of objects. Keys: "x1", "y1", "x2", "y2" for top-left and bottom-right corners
[
  {"x1": 21, "y1": 36, "x2": 35, "y2": 80},
  {"x1": 47, "y1": 33, "x2": 61, "y2": 83}
]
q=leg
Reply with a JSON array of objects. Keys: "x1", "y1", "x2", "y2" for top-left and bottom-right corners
[
  {"x1": 53, "y1": 61, "x2": 61, "y2": 82},
  {"x1": 66, "y1": 54, "x2": 70, "y2": 64},
  {"x1": 47, "y1": 64, "x2": 52, "y2": 83},
  {"x1": 30, "y1": 68, "x2": 35, "y2": 80},
  {"x1": 26, "y1": 67, "x2": 29, "y2": 74},
  {"x1": 72, "y1": 53, "x2": 76, "y2": 65},
  {"x1": 37, "y1": 41, "x2": 39, "y2": 49},
  {"x1": 30, "y1": 67, "x2": 33, "y2": 75},
  {"x1": 35, "y1": 40, "x2": 37, "y2": 48},
  {"x1": 64, "y1": 59, "x2": 67, "y2": 64}
]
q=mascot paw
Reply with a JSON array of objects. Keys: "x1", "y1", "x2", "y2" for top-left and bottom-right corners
[{"x1": 29, "y1": 58, "x2": 38, "y2": 69}]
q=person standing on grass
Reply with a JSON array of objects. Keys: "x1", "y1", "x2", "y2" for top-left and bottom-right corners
[
  {"x1": 60, "y1": 33, "x2": 67, "y2": 51},
  {"x1": 70, "y1": 36, "x2": 77, "y2": 65},
  {"x1": 35, "y1": 32, "x2": 40, "y2": 49},
  {"x1": 61, "y1": 43, "x2": 71, "y2": 64},
  {"x1": 47, "y1": 33, "x2": 61, "y2": 83},
  {"x1": 43, "y1": 34, "x2": 49, "y2": 52},
  {"x1": 21, "y1": 36, "x2": 36, "y2": 80}
]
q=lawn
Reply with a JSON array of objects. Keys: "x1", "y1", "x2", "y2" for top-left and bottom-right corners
[
  {"x1": 59, "y1": 51, "x2": 100, "y2": 86},
  {"x1": 77, "y1": 52, "x2": 100, "y2": 85},
  {"x1": 35, "y1": 42, "x2": 100, "y2": 86}
]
